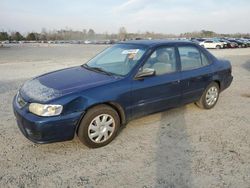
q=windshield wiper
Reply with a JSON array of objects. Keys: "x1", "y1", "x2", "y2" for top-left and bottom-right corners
[{"x1": 82, "y1": 64, "x2": 113, "y2": 76}]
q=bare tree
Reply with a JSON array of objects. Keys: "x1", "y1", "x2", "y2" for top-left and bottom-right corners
[
  {"x1": 87, "y1": 29, "x2": 95, "y2": 39},
  {"x1": 118, "y1": 27, "x2": 127, "y2": 41}
]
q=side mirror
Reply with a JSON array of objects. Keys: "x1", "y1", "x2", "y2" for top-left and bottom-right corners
[{"x1": 135, "y1": 68, "x2": 155, "y2": 79}]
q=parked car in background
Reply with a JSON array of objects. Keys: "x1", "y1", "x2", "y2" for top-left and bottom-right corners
[
  {"x1": 193, "y1": 38, "x2": 206, "y2": 42},
  {"x1": 218, "y1": 39, "x2": 238, "y2": 48},
  {"x1": 237, "y1": 39, "x2": 250, "y2": 47},
  {"x1": 1, "y1": 40, "x2": 10, "y2": 44},
  {"x1": 243, "y1": 38, "x2": 250, "y2": 43},
  {"x1": 228, "y1": 39, "x2": 247, "y2": 48},
  {"x1": 13, "y1": 40, "x2": 233, "y2": 148},
  {"x1": 199, "y1": 40, "x2": 225, "y2": 49},
  {"x1": 84, "y1": 40, "x2": 92, "y2": 44},
  {"x1": 190, "y1": 38, "x2": 202, "y2": 44}
]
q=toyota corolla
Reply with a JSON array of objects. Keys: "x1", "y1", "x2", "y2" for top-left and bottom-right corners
[{"x1": 13, "y1": 40, "x2": 233, "y2": 148}]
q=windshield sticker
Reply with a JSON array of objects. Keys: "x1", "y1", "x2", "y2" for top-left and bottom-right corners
[
  {"x1": 122, "y1": 49, "x2": 139, "y2": 55},
  {"x1": 128, "y1": 53, "x2": 136, "y2": 59}
]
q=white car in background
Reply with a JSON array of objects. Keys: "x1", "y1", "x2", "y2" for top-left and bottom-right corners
[
  {"x1": 200, "y1": 40, "x2": 225, "y2": 49},
  {"x1": 1, "y1": 40, "x2": 9, "y2": 44}
]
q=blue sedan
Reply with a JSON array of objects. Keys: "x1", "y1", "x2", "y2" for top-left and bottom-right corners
[{"x1": 13, "y1": 40, "x2": 233, "y2": 148}]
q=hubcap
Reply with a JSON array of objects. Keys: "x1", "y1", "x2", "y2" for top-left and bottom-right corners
[
  {"x1": 206, "y1": 86, "x2": 218, "y2": 106},
  {"x1": 88, "y1": 114, "x2": 115, "y2": 143}
]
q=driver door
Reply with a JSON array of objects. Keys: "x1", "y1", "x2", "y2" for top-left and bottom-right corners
[{"x1": 130, "y1": 46, "x2": 181, "y2": 118}]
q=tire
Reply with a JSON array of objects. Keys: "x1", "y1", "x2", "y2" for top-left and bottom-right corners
[
  {"x1": 196, "y1": 82, "x2": 220, "y2": 109},
  {"x1": 78, "y1": 104, "x2": 120, "y2": 148},
  {"x1": 216, "y1": 45, "x2": 221, "y2": 49}
]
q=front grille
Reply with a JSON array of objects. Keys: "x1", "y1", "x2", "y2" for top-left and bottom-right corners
[{"x1": 16, "y1": 92, "x2": 27, "y2": 108}]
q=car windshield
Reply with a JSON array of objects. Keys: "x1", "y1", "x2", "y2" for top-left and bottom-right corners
[{"x1": 84, "y1": 44, "x2": 146, "y2": 76}]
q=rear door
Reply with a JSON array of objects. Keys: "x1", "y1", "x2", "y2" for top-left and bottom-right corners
[{"x1": 177, "y1": 45, "x2": 213, "y2": 104}]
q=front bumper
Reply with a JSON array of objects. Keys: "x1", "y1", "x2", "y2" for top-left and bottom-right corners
[{"x1": 13, "y1": 95, "x2": 84, "y2": 144}]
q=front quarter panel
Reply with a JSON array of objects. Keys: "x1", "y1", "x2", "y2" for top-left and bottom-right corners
[{"x1": 58, "y1": 78, "x2": 132, "y2": 121}]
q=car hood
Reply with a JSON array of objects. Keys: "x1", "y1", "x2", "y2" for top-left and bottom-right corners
[{"x1": 20, "y1": 66, "x2": 120, "y2": 103}]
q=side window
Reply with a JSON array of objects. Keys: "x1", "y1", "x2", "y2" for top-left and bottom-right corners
[
  {"x1": 201, "y1": 51, "x2": 210, "y2": 66},
  {"x1": 178, "y1": 46, "x2": 202, "y2": 71},
  {"x1": 142, "y1": 47, "x2": 177, "y2": 75}
]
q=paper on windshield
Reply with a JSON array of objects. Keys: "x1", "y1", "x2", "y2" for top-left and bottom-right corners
[{"x1": 121, "y1": 49, "x2": 139, "y2": 55}]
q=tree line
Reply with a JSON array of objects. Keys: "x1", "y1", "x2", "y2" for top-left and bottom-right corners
[{"x1": 0, "y1": 28, "x2": 250, "y2": 41}]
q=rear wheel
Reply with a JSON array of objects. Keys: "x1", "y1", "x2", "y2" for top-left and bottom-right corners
[
  {"x1": 78, "y1": 105, "x2": 120, "y2": 148},
  {"x1": 196, "y1": 82, "x2": 220, "y2": 109}
]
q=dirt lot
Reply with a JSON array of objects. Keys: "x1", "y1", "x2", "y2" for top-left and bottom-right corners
[{"x1": 0, "y1": 44, "x2": 249, "y2": 188}]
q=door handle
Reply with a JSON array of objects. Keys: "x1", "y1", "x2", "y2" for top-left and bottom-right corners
[
  {"x1": 190, "y1": 76, "x2": 202, "y2": 81},
  {"x1": 171, "y1": 80, "x2": 180, "y2": 85},
  {"x1": 197, "y1": 76, "x2": 203, "y2": 79}
]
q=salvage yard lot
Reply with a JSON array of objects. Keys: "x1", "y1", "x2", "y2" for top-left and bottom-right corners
[{"x1": 0, "y1": 44, "x2": 249, "y2": 188}]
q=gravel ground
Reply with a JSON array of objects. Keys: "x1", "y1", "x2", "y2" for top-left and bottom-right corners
[{"x1": 0, "y1": 44, "x2": 249, "y2": 188}]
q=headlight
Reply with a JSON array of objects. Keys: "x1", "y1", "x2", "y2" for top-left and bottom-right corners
[{"x1": 29, "y1": 103, "x2": 63, "y2": 117}]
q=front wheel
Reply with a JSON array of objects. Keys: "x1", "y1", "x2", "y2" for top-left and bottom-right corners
[
  {"x1": 216, "y1": 45, "x2": 221, "y2": 49},
  {"x1": 78, "y1": 105, "x2": 120, "y2": 148},
  {"x1": 196, "y1": 82, "x2": 220, "y2": 109}
]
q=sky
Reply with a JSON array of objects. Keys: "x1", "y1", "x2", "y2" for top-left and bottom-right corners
[{"x1": 1, "y1": 0, "x2": 250, "y2": 34}]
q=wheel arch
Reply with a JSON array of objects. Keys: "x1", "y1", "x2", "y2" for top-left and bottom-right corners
[
  {"x1": 76, "y1": 101, "x2": 127, "y2": 134},
  {"x1": 104, "y1": 101, "x2": 127, "y2": 125},
  {"x1": 213, "y1": 80, "x2": 221, "y2": 90},
  {"x1": 210, "y1": 73, "x2": 221, "y2": 91}
]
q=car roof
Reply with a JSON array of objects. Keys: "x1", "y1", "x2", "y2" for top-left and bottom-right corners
[{"x1": 118, "y1": 39, "x2": 195, "y2": 48}]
